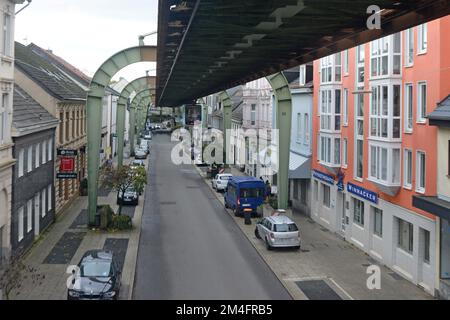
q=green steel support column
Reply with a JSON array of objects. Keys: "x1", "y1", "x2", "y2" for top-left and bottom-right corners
[
  {"x1": 86, "y1": 45, "x2": 157, "y2": 225},
  {"x1": 116, "y1": 102, "x2": 126, "y2": 166},
  {"x1": 129, "y1": 105, "x2": 136, "y2": 156},
  {"x1": 266, "y1": 72, "x2": 292, "y2": 210},
  {"x1": 218, "y1": 91, "x2": 232, "y2": 165}
]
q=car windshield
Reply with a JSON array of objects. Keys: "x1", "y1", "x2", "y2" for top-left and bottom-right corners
[
  {"x1": 80, "y1": 261, "x2": 112, "y2": 277},
  {"x1": 220, "y1": 176, "x2": 231, "y2": 180},
  {"x1": 240, "y1": 188, "x2": 264, "y2": 198},
  {"x1": 273, "y1": 223, "x2": 298, "y2": 232}
]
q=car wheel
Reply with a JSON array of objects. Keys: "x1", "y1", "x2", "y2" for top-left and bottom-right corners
[
  {"x1": 265, "y1": 238, "x2": 272, "y2": 251},
  {"x1": 255, "y1": 228, "x2": 261, "y2": 239},
  {"x1": 234, "y1": 207, "x2": 240, "y2": 217},
  {"x1": 224, "y1": 201, "x2": 229, "y2": 209},
  {"x1": 294, "y1": 246, "x2": 301, "y2": 251}
]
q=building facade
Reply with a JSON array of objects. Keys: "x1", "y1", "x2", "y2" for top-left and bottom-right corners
[
  {"x1": 0, "y1": 0, "x2": 24, "y2": 263},
  {"x1": 14, "y1": 42, "x2": 87, "y2": 214},
  {"x1": 311, "y1": 16, "x2": 450, "y2": 296},
  {"x1": 11, "y1": 85, "x2": 58, "y2": 256}
]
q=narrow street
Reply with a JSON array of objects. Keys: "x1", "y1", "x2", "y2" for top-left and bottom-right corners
[{"x1": 133, "y1": 134, "x2": 291, "y2": 300}]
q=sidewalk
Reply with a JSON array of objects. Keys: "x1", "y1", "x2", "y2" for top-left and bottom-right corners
[
  {"x1": 8, "y1": 148, "x2": 145, "y2": 300},
  {"x1": 197, "y1": 165, "x2": 433, "y2": 300}
]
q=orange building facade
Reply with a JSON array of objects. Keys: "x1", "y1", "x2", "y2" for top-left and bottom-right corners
[{"x1": 311, "y1": 16, "x2": 450, "y2": 296}]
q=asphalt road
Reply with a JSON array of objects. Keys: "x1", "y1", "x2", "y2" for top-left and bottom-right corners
[{"x1": 133, "y1": 134, "x2": 291, "y2": 300}]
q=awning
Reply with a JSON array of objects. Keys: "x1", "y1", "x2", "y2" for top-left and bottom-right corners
[
  {"x1": 413, "y1": 196, "x2": 450, "y2": 221},
  {"x1": 289, "y1": 152, "x2": 311, "y2": 179}
]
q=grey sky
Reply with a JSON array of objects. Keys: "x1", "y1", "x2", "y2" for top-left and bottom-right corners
[{"x1": 15, "y1": 0, "x2": 158, "y2": 82}]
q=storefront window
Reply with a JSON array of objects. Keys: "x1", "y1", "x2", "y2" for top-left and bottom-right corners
[
  {"x1": 398, "y1": 218, "x2": 413, "y2": 254},
  {"x1": 353, "y1": 198, "x2": 364, "y2": 226}
]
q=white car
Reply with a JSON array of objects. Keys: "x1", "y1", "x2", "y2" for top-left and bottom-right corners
[
  {"x1": 212, "y1": 173, "x2": 233, "y2": 191},
  {"x1": 134, "y1": 148, "x2": 147, "y2": 159}
]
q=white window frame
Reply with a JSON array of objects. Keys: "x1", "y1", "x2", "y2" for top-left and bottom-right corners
[
  {"x1": 418, "y1": 23, "x2": 427, "y2": 55},
  {"x1": 404, "y1": 83, "x2": 413, "y2": 132},
  {"x1": 47, "y1": 185, "x2": 52, "y2": 211},
  {"x1": 342, "y1": 138, "x2": 348, "y2": 168},
  {"x1": 27, "y1": 199, "x2": 33, "y2": 233},
  {"x1": 405, "y1": 28, "x2": 414, "y2": 67},
  {"x1": 343, "y1": 88, "x2": 348, "y2": 126},
  {"x1": 398, "y1": 218, "x2": 414, "y2": 254},
  {"x1": 403, "y1": 148, "x2": 413, "y2": 189},
  {"x1": 416, "y1": 150, "x2": 426, "y2": 193},
  {"x1": 322, "y1": 184, "x2": 331, "y2": 208},
  {"x1": 250, "y1": 104, "x2": 256, "y2": 126},
  {"x1": 373, "y1": 206, "x2": 383, "y2": 238},
  {"x1": 353, "y1": 197, "x2": 365, "y2": 226},
  {"x1": 356, "y1": 45, "x2": 365, "y2": 86},
  {"x1": 34, "y1": 193, "x2": 40, "y2": 223},
  {"x1": 41, "y1": 189, "x2": 46, "y2": 218},
  {"x1": 303, "y1": 113, "x2": 310, "y2": 145},
  {"x1": 41, "y1": 141, "x2": 46, "y2": 164},
  {"x1": 18, "y1": 206, "x2": 24, "y2": 242},
  {"x1": 35, "y1": 143, "x2": 40, "y2": 168},
  {"x1": 2, "y1": 12, "x2": 11, "y2": 56},
  {"x1": 296, "y1": 113, "x2": 302, "y2": 143},
  {"x1": 299, "y1": 64, "x2": 306, "y2": 86},
  {"x1": 0, "y1": 93, "x2": 8, "y2": 144},
  {"x1": 48, "y1": 138, "x2": 53, "y2": 161},
  {"x1": 369, "y1": 143, "x2": 401, "y2": 186},
  {"x1": 18, "y1": 149, "x2": 24, "y2": 177},
  {"x1": 417, "y1": 82, "x2": 427, "y2": 123},
  {"x1": 369, "y1": 83, "x2": 401, "y2": 141},
  {"x1": 343, "y1": 49, "x2": 349, "y2": 75},
  {"x1": 27, "y1": 146, "x2": 33, "y2": 172}
]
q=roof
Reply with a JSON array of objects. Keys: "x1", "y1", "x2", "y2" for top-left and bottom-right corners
[
  {"x1": 12, "y1": 84, "x2": 58, "y2": 133},
  {"x1": 428, "y1": 94, "x2": 450, "y2": 126},
  {"x1": 15, "y1": 42, "x2": 87, "y2": 102},
  {"x1": 267, "y1": 215, "x2": 295, "y2": 224},
  {"x1": 156, "y1": 0, "x2": 449, "y2": 107}
]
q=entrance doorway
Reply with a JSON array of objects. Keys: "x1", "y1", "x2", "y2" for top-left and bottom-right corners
[{"x1": 337, "y1": 192, "x2": 347, "y2": 237}]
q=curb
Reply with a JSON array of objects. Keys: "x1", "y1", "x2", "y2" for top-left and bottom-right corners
[{"x1": 193, "y1": 165, "x2": 297, "y2": 300}]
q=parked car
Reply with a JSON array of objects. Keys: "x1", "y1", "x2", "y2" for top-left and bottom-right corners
[
  {"x1": 224, "y1": 176, "x2": 265, "y2": 217},
  {"x1": 254, "y1": 215, "x2": 300, "y2": 250},
  {"x1": 117, "y1": 186, "x2": 139, "y2": 205},
  {"x1": 212, "y1": 173, "x2": 233, "y2": 191},
  {"x1": 143, "y1": 132, "x2": 152, "y2": 140},
  {"x1": 134, "y1": 148, "x2": 147, "y2": 159},
  {"x1": 131, "y1": 159, "x2": 145, "y2": 168},
  {"x1": 67, "y1": 250, "x2": 121, "y2": 300}
]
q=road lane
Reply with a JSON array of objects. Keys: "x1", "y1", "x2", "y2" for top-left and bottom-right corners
[{"x1": 133, "y1": 134, "x2": 291, "y2": 300}]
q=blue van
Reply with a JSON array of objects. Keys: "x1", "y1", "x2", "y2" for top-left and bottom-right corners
[{"x1": 224, "y1": 176, "x2": 266, "y2": 217}]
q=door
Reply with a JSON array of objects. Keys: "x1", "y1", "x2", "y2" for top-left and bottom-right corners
[
  {"x1": 34, "y1": 194, "x2": 40, "y2": 237},
  {"x1": 337, "y1": 192, "x2": 346, "y2": 237}
]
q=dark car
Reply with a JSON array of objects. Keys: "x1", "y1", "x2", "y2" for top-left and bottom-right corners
[
  {"x1": 117, "y1": 187, "x2": 139, "y2": 205},
  {"x1": 67, "y1": 250, "x2": 121, "y2": 300}
]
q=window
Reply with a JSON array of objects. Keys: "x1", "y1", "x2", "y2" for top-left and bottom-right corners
[
  {"x1": 48, "y1": 185, "x2": 52, "y2": 211},
  {"x1": 2, "y1": 13, "x2": 11, "y2": 56},
  {"x1": 42, "y1": 141, "x2": 46, "y2": 164},
  {"x1": 404, "y1": 84, "x2": 413, "y2": 132},
  {"x1": 334, "y1": 53, "x2": 341, "y2": 82},
  {"x1": 417, "y1": 82, "x2": 427, "y2": 123},
  {"x1": 356, "y1": 140, "x2": 364, "y2": 180},
  {"x1": 334, "y1": 138, "x2": 341, "y2": 165},
  {"x1": 320, "y1": 90, "x2": 332, "y2": 130},
  {"x1": 405, "y1": 28, "x2": 414, "y2": 66},
  {"x1": 0, "y1": 93, "x2": 8, "y2": 144},
  {"x1": 27, "y1": 199, "x2": 32, "y2": 232},
  {"x1": 251, "y1": 104, "x2": 256, "y2": 126},
  {"x1": 18, "y1": 149, "x2": 24, "y2": 177},
  {"x1": 35, "y1": 143, "x2": 40, "y2": 168},
  {"x1": 418, "y1": 23, "x2": 427, "y2": 54},
  {"x1": 423, "y1": 229, "x2": 430, "y2": 264},
  {"x1": 343, "y1": 138, "x2": 348, "y2": 168},
  {"x1": 343, "y1": 89, "x2": 348, "y2": 126},
  {"x1": 321, "y1": 55, "x2": 332, "y2": 83},
  {"x1": 320, "y1": 136, "x2": 331, "y2": 163},
  {"x1": 398, "y1": 218, "x2": 413, "y2": 254},
  {"x1": 72, "y1": 111, "x2": 75, "y2": 138},
  {"x1": 416, "y1": 151, "x2": 426, "y2": 193},
  {"x1": 334, "y1": 89, "x2": 341, "y2": 130},
  {"x1": 353, "y1": 198, "x2": 365, "y2": 226},
  {"x1": 304, "y1": 113, "x2": 309, "y2": 144},
  {"x1": 323, "y1": 184, "x2": 330, "y2": 208},
  {"x1": 65, "y1": 111, "x2": 70, "y2": 142},
  {"x1": 373, "y1": 207, "x2": 383, "y2": 237},
  {"x1": 356, "y1": 45, "x2": 365, "y2": 85},
  {"x1": 370, "y1": 84, "x2": 401, "y2": 139},
  {"x1": 369, "y1": 144, "x2": 400, "y2": 184},
  {"x1": 371, "y1": 37, "x2": 389, "y2": 77},
  {"x1": 41, "y1": 189, "x2": 46, "y2": 217},
  {"x1": 18, "y1": 207, "x2": 24, "y2": 242},
  {"x1": 59, "y1": 112, "x2": 64, "y2": 143},
  {"x1": 343, "y1": 50, "x2": 349, "y2": 75},
  {"x1": 404, "y1": 149, "x2": 412, "y2": 189},
  {"x1": 34, "y1": 193, "x2": 40, "y2": 222},
  {"x1": 48, "y1": 138, "x2": 53, "y2": 161},
  {"x1": 27, "y1": 146, "x2": 32, "y2": 172},
  {"x1": 299, "y1": 65, "x2": 306, "y2": 86},
  {"x1": 296, "y1": 113, "x2": 302, "y2": 142}
]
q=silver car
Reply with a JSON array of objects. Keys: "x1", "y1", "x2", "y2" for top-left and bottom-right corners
[{"x1": 255, "y1": 215, "x2": 300, "y2": 250}]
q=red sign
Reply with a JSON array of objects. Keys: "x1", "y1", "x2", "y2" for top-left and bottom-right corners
[{"x1": 60, "y1": 157, "x2": 75, "y2": 172}]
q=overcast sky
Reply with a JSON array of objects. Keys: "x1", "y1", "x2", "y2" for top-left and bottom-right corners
[{"x1": 15, "y1": 0, "x2": 158, "y2": 82}]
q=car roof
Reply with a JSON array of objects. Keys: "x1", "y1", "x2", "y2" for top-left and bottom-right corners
[
  {"x1": 217, "y1": 173, "x2": 233, "y2": 177},
  {"x1": 266, "y1": 215, "x2": 295, "y2": 224},
  {"x1": 81, "y1": 250, "x2": 113, "y2": 262},
  {"x1": 230, "y1": 176, "x2": 265, "y2": 183}
]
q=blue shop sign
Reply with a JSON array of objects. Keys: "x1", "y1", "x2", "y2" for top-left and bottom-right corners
[
  {"x1": 347, "y1": 183, "x2": 378, "y2": 204},
  {"x1": 313, "y1": 170, "x2": 335, "y2": 185}
]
